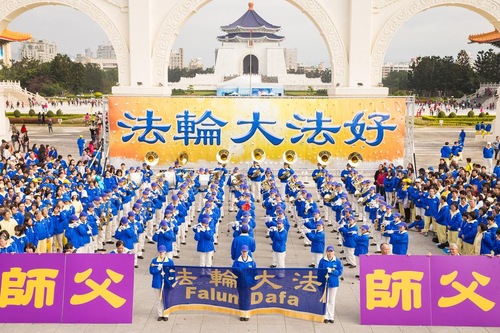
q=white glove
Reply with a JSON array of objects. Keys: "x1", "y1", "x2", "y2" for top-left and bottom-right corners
[
  {"x1": 350, "y1": 231, "x2": 357, "y2": 235},
  {"x1": 269, "y1": 226, "x2": 277, "y2": 232},
  {"x1": 327, "y1": 267, "x2": 332, "y2": 273},
  {"x1": 305, "y1": 229, "x2": 311, "y2": 234},
  {"x1": 266, "y1": 216, "x2": 272, "y2": 222},
  {"x1": 157, "y1": 264, "x2": 163, "y2": 271},
  {"x1": 387, "y1": 230, "x2": 394, "y2": 234}
]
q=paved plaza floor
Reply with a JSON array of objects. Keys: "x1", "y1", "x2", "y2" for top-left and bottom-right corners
[{"x1": 2, "y1": 124, "x2": 500, "y2": 333}]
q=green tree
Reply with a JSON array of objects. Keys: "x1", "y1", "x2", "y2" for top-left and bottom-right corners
[
  {"x1": 474, "y1": 49, "x2": 500, "y2": 83},
  {"x1": 383, "y1": 71, "x2": 409, "y2": 94}
]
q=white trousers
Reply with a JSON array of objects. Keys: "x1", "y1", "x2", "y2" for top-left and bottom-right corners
[{"x1": 325, "y1": 287, "x2": 338, "y2": 321}]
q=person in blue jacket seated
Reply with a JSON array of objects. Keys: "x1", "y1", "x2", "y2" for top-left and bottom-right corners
[
  {"x1": 149, "y1": 245, "x2": 176, "y2": 322},
  {"x1": 232, "y1": 245, "x2": 257, "y2": 322},
  {"x1": 317, "y1": 245, "x2": 343, "y2": 324}
]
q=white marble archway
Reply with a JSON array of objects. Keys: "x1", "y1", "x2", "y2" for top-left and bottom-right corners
[
  {"x1": 151, "y1": 0, "x2": 348, "y2": 88},
  {"x1": 371, "y1": 0, "x2": 500, "y2": 86},
  {"x1": 0, "y1": 0, "x2": 130, "y2": 86}
]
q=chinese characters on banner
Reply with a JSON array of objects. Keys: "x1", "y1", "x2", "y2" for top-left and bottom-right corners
[
  {"x1": 108, "y1": 97, "x2": 406, "y2": 166},
  {"x1": 360, "y1": 255, "x2": 500, "y2": 327},
  {"x1": 164, "y1": 266, "x2": 326, "y2": 322},
  {"x1": 0, "y1": 254, "x2": 134, "y2": 323}
]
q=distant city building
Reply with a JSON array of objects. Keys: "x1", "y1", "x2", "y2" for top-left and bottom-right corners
[
  {"x1": 20, "y1": 38, "x2": 58, "y2": 63},
  {"x1": 96, "y1": 43, "x2": 115, "y2": 59},
  {"x1": 169, "y1": 48, "x2": 184, "y2": 69},
  {"x1": 381, "y1": 61, "x2": 412, "y2": 79},
  {"x1": 284, "y1": 48, "x2": 297, "y2": 70},
  {"x1": 75, "y1": 42, "x2": 118, "y2": 70},
  {"x1": 189, "y1": 58, "x2": 203, "y2": 70}
]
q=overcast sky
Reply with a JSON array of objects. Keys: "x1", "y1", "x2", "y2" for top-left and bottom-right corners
[{"x1": 8, "y1": 0, "x2": 495, "y2": 67}]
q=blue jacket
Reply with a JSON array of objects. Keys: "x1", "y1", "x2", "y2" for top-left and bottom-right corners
[
  {"x1": 354, "y1": 232, "x2": 370, "y2": 256},
  {"x1": 448, "y1": 211, "x2": 462, "y2": 231},
  {"x1": 459, "y1": 220, "x2": 478, "y2": 245},
  {"x1": 390, "y1": 231, "x2": 409, "y2": 255},
  {"x1": 232, "y1": 256, "x2": 257, "y2": 288},
  {"x1": 340, "y1": 223, "x2": 358, "y2": 248},
  {"x1": 149, "y1": 256, "x2": 175, "y2": 289},
  {"x1": 440, "y1": 145, "x2": 452, "y2": 158},
  {"x1": 317, "y1": 256, "x2": 343, "y2": 288},
  {"x1": 152, "y1": 227, "x2": 176, "y2": 252},
  {"x1": 194, "y1": 226, "x2": 215, "y2": 252},
  {"x1": 424, "y1": 195, "x2": 439, "y2": 217},
  {"x1": 269, "y1": 227, "x2": 288, "y2": 253},
  {"x1": 231, "y1": 234, "x2": 256, "y2": 260},
  {"x1": 65, "y1": 223, "x2": 88, "y2": 249},
  {"x1": 114, "y1": 224, "x2": 137, "y2": 250},
  {"x1": 483, "y1": 147, "x2": 494, "y2": 159},
  {"x1": 306, "y1": 229, "x2": 325, "y2": 254},
  {"x1": 435, "y1": 204, "x2": 450, "y2": 226}
]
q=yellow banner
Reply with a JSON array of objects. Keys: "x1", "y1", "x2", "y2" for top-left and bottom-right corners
[{"x1": 108, "y1": 96, "x2": 406, "y2": 167}]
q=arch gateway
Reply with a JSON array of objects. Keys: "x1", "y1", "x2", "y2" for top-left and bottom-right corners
[{"x1": 1, "y1": 0, "x2": 499, "y2": 96}]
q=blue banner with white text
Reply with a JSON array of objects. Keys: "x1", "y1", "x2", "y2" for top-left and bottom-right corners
[{"x1": 163, "y1": 266, "x2": 326, "y2": 321}]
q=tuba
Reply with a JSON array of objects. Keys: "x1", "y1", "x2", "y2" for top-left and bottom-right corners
[
  {"x1": 144, "y1": 151, "x2": 159, "y2": 167},
  {"x1": 348, "y1": 152, "x2": 363, "y2": 167},
  {"x1": 216, "y1": 149, "x2": 230, "y2": 165},
  {"x1": 252, "y1": 148, "x2": 266, "y2": 163},
  {"x1": 317, "y1": 150, "x2": 332, "y2": 166},
  {"x1": 282, "y1": 150, "x2": 298, "y2": 165},
  {"x1": 178, "y1": 151, "x2": 189, "y2": 165}
]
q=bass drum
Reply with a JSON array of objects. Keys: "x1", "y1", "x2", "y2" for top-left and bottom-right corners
[{"x1": 164, "y1": 171, "x2": 176, "y2": 189}]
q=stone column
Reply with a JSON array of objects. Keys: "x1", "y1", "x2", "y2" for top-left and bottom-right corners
[{"x1": 494, "y1": 88, "x2": 500, "y2": 138}]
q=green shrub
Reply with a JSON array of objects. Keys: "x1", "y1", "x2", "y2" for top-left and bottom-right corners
[
  {"x1": 478, "y1": 112, "x2": 485, "y2": 118},
  {"x1": 448, "y1": 112, "x2": 457, "y2": 118},
  {"x1": 437, "y1": 111, "x2": 446, "y2": 118},
  {"x1": 28, "y1": 109, "x2": 36, "y2": 116},
  {"x1": 13, "y1": 110, "x2": 21, "y2": 118},
  {"x1": 94, "y1": 92, "x2": 103, "y2": 98},
  {"x1": 56, "y1": 109, "x2": 63, "y2": 116},
  {"x1": 467, "y1": 110, "x2": 475, "y2": 117},
  {"x1": 46, "y1": 110, "x2": 55, "y2": 117}
]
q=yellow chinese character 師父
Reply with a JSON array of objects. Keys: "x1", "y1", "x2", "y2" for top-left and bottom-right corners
[
  {"x1": 438, "y1": 271, "x2": 495, "y2": 311},
  {"x1": 70, "y1": 269, "x2": 126, "y2": 308},
  {"x1": 366, "y1": 269, "x2": 424, "y2": 311},
  {"x1": 0, "y1": 267, "x2": 59, "y2": 309}
]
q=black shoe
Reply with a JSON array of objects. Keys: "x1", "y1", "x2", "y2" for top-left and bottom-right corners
[
  {"x1": 135, "y1": 265, "x2": 139, "y2": 268},
  {"x1": 298, "y1": 235, "x2": 304, "y2": 239},
  {"x1": 355, "y1": 275, "x2": 360, "y2": 278},
  {"x1": 106, "y1": 241, "x2": 114, "y2": 244},
  {"x1": 375, "y1": 251, "x2": 382, "y2": 254},
  {"x1": 181, "y1": 242, "x2": 186, "y2": 245},
  {"x1": 244, "y1": 318, "x2": 249, "y2": 321},
  {"x1": 142, "y1": 249, "x2": 145, "y2": 252},
  {"x1": 294, "y1": 224, "x2": 298, "y2": 228},
  {"x1": 173, "y1": 255, "x2": 180, "y2": 259},
  {"x1": 270, "y1": 265, "x2": 277, "y2": 268},
  {"x1": 138, "y1": 256, "x2": 144, "y2": 259},
  {"x1": 214, "y1": 242, "x2": 218, "y2": 245},
  {"x1": 308, "y1": 264, "x2": 315, "y2": 268},
  {"x1": 147, "y1": 241, "x2": 155, "y2": 244},
  {"x1": 349, "y1": 265, "x2": 357, "y2": 269},
  {"x1": 158, "y1": 317, "x2": 164, "y2": 321},
  {"x1": 97, "y1": 249, "x2": 107, "y2": 252},
  {"x1": 266, "y1": 235, "x2": 270, "y2": 238},
  {"x1": 163, "y1": 317, "x2": 169, "y2": 321},
  {"x1": 370, "y1": 243, "x2": 376, "y2": 246},
  {"x1": 369, "y1": 236, "x2": 374, "y2": 239},
  {"x1": 324, "y1": 319, "x2": 329, "y2": 324},
  {"x1": 240, "y1": 317, "x2": 245, "y2": 321},
  {"x1": 304, "y1": 244, "x2": 311, "y2": 247},
  {"x1": 340, "y1": 250, "x2": 344, "y2": 254},
  {"x1": 329, "y1": 320, "x2": 334, "y2": 323},
  {"x1": 341, "y1": 257, "x2": 347, "y2": 260}
]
